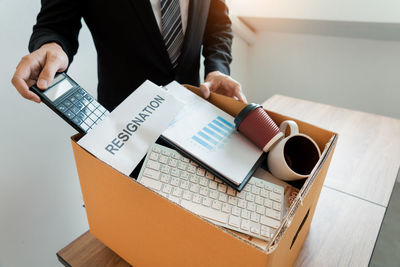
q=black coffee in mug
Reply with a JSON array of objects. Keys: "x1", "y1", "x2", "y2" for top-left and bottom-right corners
[{"x1": 283, "y1": 135, "x2": 320, "y2": 175}]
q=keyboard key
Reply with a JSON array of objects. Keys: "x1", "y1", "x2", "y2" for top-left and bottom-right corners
[
  {"x1": 187, "y1": 165, "x2": 196, "y2": 173},
  {"x1": 250, "y1": 226, "x2": 260, "y2": 235},
  {"x1": 172, "y1": 188, "x2": 182, "y2": 197},
  {"x1": 237, "y1": 199, "x2": 246, "y2": 208},
  {"x1": 256, "y1": 205, "x2": 265, "y2": 215},
  {"x1": 189, "y1": 174, "x2": 198, "y2": 184},
  {"x1": 209, "y1": 190, "x2": 218, "y2": 199},
  {"x1": 182, "y1": 157, "x2": 190, "y2": 163},
  {"x1": 146, "y1": 160, "x2": 160, "y2": 170},
  {"x1": 193, "y1": 194, "x2": 202, "y2": 204},
  {"x1": 218, "y1": 184, "x2": 227, "y2": 193},
  {"x1": 251, "y1": 186, "x2": 260, "y2": 195},
  {"x1": 140, "y1": 177, "x2": 162, "y2": 191},
  {"x1": 199, "y1": 187, "x2": 208, "y2": 196},
  {"x1": 264, "y1": 184, "x2": 273, "y2": 191},
  {"x1": 72, "y1": 117, "x2": 83, "y2": 125},
  {"x1": 236, "y1": 191, "x2": 246, "y2": 199},
  {"x1": 170, "y1": 177, "x2": 180, "y2": 187},
  {"x1": 211, "y1": 200, "x2": 221, "y2": 210},
  {"x1": 266, "y1": 209, "x2": 281, "y2": 220},
  {"x1": 84, "y1": 94, "x2": 93, "y2": 102},
  {"x1": 246, "y1": 194, "x2": 255, "y2": 202},
  {"x1": 205, "y1": 171, "x2": 214, "y2": 180},
  {"x1": 181, "y1": 200, "x2": 228, "y2": 224},
  {"x1": 273, "y1": 187, "x2": 282, "y2": 194},
  {"x1": 170, "y1": 168, "x2": 179, "y2": 177},
  {"x1": 227, "y1": 187, "x2": 236, "y2": 196},
  {"x1": 244, "y1": 184, "x2": 251, "y2": 192},
  {"x1": 77, "y1": 112, "x2": 86, "y2": 120},
  {"x1": 89, "y1": 113, "x2": 98, "y2": 122},
  {"x1": 232, "y1": 206, "x2": 241, "y2": 216},
  {"x1": 260, "y1": 216, "x2": 280, "y2": 229},
  {"x1": 264, "y1": 199, "x2": 272, "y2": 208},
  {"x1": 64, "y1": 100, "x2": 72, "y2": 107},
  {"x1": 228, "y1": 216, "x2": 240, "y2": 228},
  {"x1": 160, "y1": 174, "x2": 170, "y2": 183},
  {"x1": 199, "y1": 178, "x2": 208, "y2": 187},
  {"x1": 94, "y1": 108, "x2": 103, "y2": 117},
  {"x1": 241, "y1": 210, "x2": 250, "y2": 219},
  {"x1": 190, "y1": 184, "x2": 199, "y2": 193},
  {"x1": 162, "y1": 184, "x2": 172, "y2": 194},
  {"x1": 228, "y1": 196, "x2": 237, "y2": 206},
  {"x1": 177, "y1": 162, "x2": 186, "y2": 170},
  {"x1": 273, "y1": 202, "x2": 282, "y2": 211},
  {"x1": 159, "y1": 155, "x2": 168, "y2": 164},
  {"x1": 218, "y1": 194, "x2": 227, "y2": 202},
  {"x1": 196, "y1": 168, "x2": 205, "y2": 176},
  {"x1": 168, "y1": 159, "x2": 177, "y2": 167},
  {"x1": 202, "y1": 198, "x2": 211, "y2": 207},
  {"x1": 247, "y1": 202, "x2": 256, "y2": 212},
  {"x1": 180, "y1": 181, "x2": 189, "y2": 190},
  {"x1": 57, "y1": 104, "x2": 67, "y2": 112},
  {"x1": 251, "y1": 212, "x2": 260, "y2": 223},
  {"x1": 214, "y1": 177, "x2": 223, "y2": 183},
  {"x1": 270, "y1": 192, "x2": 281, "y2": 202},
  {"x1": 65, "y1": 110, "x2": 74, "y2": 119},
  {"x1": 255, "y1": 196, "x2": 263, "y2": 205},
  {"x1": 255, "y1": 180, "x2": 264, "y2": 188},
  {"x1": 162, "y1": 150, "x2": 171, "y2": 156},
  {"x1": 172, "y1": 153, "x2": 181, "y2": 160},
  {"x1": 180, "y1": 172, "x2": 188, "y2": 180},
  {"x1": 221, "y1": 203, "x2": 231, "y2": 213},
  {"x1": 182, "y1": 191, "x2": 192, "y2": 200},
  {"x1": 161, "y1": 165, "x2": 170, "y2": 174},
  {"x1": 260, "y1": 189, "x2": 269, "y2": 198},
  {"x1": 208, "y1": 181, "x2": 217, "y2": 190},
  {"x1": 241, "y1": 220, "x2": 250, "y2": 231},
  {"x1": 149, "y1": 152, "x2": 159, "y2": 161}
]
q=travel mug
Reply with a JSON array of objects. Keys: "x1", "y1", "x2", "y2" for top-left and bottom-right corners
[{"x1": 234, "y1": 104, "x2": 284, "y2": 152}]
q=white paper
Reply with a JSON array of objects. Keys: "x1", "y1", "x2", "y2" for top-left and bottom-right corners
[
  {"x1": 78, "y1": 80, "x2": 184, "y2": 176},
  {"x1": 162, "y1": 81, "x2": 263, "y2": 185}
]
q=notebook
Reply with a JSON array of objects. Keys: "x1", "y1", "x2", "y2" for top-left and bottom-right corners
[{"x1": 161, "y1": 82, "x2": 265, "y2": 191}]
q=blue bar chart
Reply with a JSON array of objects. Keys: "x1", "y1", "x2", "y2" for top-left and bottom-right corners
[{"x1": 191, "y1": 116, "x2": 235, "y2": 150}]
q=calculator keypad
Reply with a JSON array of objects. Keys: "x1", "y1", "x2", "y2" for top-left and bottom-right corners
[{"x1": 55, "y1": 87, "x2": 109, "y2": 133}]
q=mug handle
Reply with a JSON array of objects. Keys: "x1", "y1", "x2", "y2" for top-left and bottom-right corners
[{"x1": 280, "y1": 120, "x2": 299, "y2": 136}]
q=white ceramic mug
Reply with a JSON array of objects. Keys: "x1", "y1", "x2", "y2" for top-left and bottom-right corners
[{"x1": 267, "y1": 120, "x2": 321, "y2": 181}]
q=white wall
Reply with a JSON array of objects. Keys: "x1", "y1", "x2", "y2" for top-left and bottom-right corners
[
  {"x1": 0, "y1": 1, "x2": 96, "y2": 266},
  {"x1": 229, "y1": 0, "x2": 400, "y2": 23},
  {"x1": 245, "y1": 31, "x2": 400, "y2": 118}
]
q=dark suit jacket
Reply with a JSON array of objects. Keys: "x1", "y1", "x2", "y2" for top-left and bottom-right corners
[{"x1": 29, "y1": 0, "x2": 233, "y2": 110}]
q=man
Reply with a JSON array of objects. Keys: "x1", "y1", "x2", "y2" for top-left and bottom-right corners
[{"x1": 12, "y1": 0, "x2": 246, "y2": 111}]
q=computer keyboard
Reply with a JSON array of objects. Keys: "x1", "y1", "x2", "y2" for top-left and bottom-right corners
[{"x1": 137, "y1": 143, "x2": 284, "y2": 241}]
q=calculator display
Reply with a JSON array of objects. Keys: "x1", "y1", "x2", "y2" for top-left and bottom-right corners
[{"x1": 44, "y1": 78, "x2": 74, "y2": 101}]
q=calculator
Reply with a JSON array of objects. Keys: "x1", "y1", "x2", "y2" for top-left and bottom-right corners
[{"x1": 29, "y1": 72, "x2": 109, "y2": 134}]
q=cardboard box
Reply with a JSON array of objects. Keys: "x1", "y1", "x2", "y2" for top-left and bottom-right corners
[{"x1": 71, "y1": 86, "x2": 338, "y2": 267}]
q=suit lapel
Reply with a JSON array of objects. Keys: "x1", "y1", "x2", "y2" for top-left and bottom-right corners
[{"x1": 128, "y1": 0, "x2": 173, "y2": 69}]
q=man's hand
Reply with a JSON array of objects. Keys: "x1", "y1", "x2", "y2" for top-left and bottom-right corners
[
  {"x1": 11, "y1": 42, "x2": 69, "y2": 103},
  {"x1": 199, "y1": 71, "x2": 247, "y2": 103}
]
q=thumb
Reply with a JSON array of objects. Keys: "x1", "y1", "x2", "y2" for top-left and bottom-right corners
[
  {"x1": 37, "y1": 54, "x2": 67, "y2": 90},
  {"x1": 199, "y1": 81, "x2": 212, "y2": 99}
]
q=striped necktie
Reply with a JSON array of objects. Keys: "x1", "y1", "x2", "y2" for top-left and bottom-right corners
[{"x1": 161, "y1": 0, "x2": 184, "y2": 68}]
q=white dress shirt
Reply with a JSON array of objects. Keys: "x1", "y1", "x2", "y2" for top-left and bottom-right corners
[{"x1": 149, "y1": 0, "x2": 189, "y2": 34}]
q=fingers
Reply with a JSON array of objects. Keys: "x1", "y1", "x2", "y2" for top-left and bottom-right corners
[
  {"x1": 231, "y1": 84, "x2": 247, "y2": 103},
  {"x1": 12, "y1": 56, "x2": 41, "y2": 103},
  {"x1": 199, "y1": 82, "x2": 211, "y2": 99},
  {"x1": 37, "y1": 52, "x2": 67, "y2": 90}
]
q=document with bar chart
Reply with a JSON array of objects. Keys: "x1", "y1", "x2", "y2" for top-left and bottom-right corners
[{"x1": 161, "y1": 82, "x2": 264, "y2": 188}]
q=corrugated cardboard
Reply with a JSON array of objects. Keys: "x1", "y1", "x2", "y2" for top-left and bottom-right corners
[{"x1": 71, "y1": 86, "x2": 337, "y2": 267}]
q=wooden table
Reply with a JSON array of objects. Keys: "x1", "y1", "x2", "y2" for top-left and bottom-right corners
[{"x1": 57, "y1": 95, "x2": 400, "y2": 267}]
